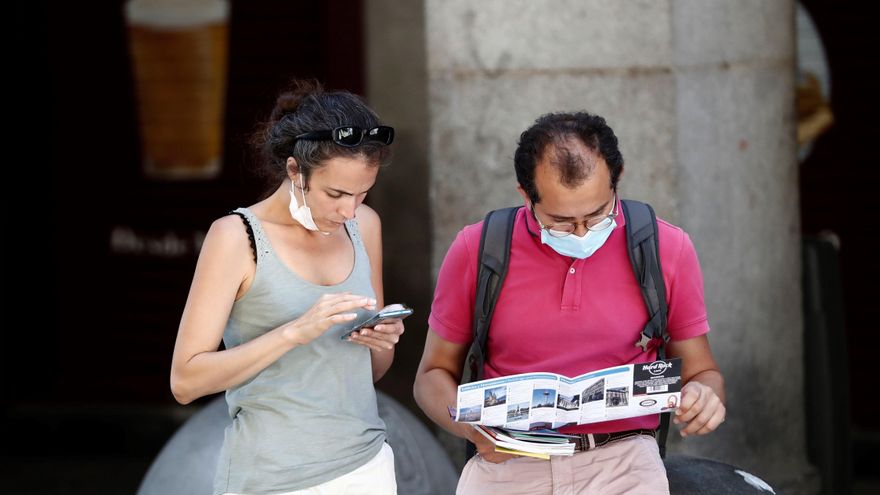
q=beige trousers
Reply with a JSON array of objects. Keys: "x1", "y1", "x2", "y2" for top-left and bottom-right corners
[{"x1": 457, "y1": 435, "x2": 668, "y2": 495}]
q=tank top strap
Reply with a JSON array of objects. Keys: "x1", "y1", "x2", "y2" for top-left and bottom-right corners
[
  {"x1": 231, "y1": 207, "x2": 272, "y2": 263},
  {"x1": 344, "y1": 217, "x2": 364, "y2": 249},
  {"x1": 344, "y1": 217, "x2": 373, "y2": 272}
]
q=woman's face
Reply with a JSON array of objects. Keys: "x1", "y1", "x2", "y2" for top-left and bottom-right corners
[{"x1": 297, "y1": 155, "x2": 379, "y2": 232}]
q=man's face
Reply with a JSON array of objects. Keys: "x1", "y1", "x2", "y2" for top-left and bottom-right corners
[{"x1": 522, "y1": 141, "x2": 616, "y2": 237}]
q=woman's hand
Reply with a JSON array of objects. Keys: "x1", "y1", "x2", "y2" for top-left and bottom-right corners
[
  {"x1": 285, "y1": 293, "x2": 376, "y2": 346},
  {"x1": 347, "y1": 318, "x2": 405, "y2": 353}
]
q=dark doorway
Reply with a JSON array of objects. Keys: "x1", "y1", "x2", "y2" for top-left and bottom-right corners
[
  {"x1": 798, "y1": 1, "x2": 880, "y2": 493},
  {"x1": 6, "y1": 1, "x2": 368, "y2": 492}
]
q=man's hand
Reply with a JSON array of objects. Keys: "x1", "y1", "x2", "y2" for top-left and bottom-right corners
[
  {"x1": 674, "y1": 380, "x2": 725, "y2": 437},
  {"x1": 666, "y1": 335, "x2": 726, "y2": 437},
  {"x1": 467, "y1": 428, "x2": 517, "y2": 464}
]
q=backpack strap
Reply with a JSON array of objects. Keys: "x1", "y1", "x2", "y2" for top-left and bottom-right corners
[
  {"x1": 620, "y1": 199, "x2": 671, "y2": 457},
  {"x1": 462, "y1": 206, "x2": 520, "y2": 385},
  {"x1": 621, "y1": 200, "x2": 669, "y2": 353},
  {"x1": 462, "y1": 206, "x2": 518, "y2": 460}
]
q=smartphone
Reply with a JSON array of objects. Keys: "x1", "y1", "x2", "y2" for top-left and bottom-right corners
[{"x1": 340, "y1": 303, "x2": 413, "y2": 340}]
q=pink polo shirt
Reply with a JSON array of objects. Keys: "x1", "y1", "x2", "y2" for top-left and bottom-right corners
[{"x1": 429, "y1": 205, "x2": 710, "y2": 434}]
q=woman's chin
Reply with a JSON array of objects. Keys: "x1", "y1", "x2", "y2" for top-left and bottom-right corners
[{"x1": 321, "y1": 220, "x2": 345, "y2": 232}]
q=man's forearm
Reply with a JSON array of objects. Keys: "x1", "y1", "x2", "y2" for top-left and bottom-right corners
[{"x1": 414, "y1": 368, "x2": 474, "y2": 440}]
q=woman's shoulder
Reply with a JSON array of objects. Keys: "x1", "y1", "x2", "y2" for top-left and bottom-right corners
[
  {"x1": 355, "y1": 203, "x2": 379, "y2": 223},
  {"x1": 212, "y1": 213, "x2": 252, "y2": 236},
  {"x1": 201, "y1": 214, "x2": 255, "y2": 259},
  {"x1": 354, "y1": 203, "x2": 381, "y2": 233}
]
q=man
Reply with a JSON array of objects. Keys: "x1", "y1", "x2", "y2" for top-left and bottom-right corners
[{"x1": 413, "y1": 112, "x2": 726, "y2": 494}]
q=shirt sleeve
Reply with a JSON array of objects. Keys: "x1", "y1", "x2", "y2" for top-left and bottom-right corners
[
  {"x1": 428, "y1": 228, "x2": 478, "y2": 344},
  {"x1": 665, "y1": 231, "x2": 711, "y2": 341}
]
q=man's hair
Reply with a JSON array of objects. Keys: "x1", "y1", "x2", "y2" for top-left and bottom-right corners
[{"x1": 514, "y1": 112, "x2": 624, "y2": 204}]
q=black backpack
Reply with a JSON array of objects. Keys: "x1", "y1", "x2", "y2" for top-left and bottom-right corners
[{"x1": 461, "y1": 200, "x2": 672, "y2": 457}]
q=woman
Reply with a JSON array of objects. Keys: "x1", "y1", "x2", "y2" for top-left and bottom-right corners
[{"x1": 170, "y1": 80, "x2": 404, "y2": 495}]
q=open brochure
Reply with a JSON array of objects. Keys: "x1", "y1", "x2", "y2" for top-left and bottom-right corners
[{"x1": 454, "y1": 359, "x2": 682, "y2": 432}]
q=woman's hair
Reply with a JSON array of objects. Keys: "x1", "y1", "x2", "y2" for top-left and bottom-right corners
[{"x1": 250, "y1": 79, "x2": 392, "y2": 186}]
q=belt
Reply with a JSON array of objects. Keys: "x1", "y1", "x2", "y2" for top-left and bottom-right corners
[{"x1": 572, "y1": 428, "x2": 656, "y2": 452}]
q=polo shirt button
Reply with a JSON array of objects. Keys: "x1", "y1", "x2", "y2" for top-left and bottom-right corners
[{"x1": 569, "y1": 267, "x2": 576, "y2": 274}]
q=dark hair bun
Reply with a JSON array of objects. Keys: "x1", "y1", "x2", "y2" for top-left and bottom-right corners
[
  {"x1": 250, "y1": 78, "x2": 389, "y2": 189},
  {"x1": 269, "y1": 79, "x2": 324, "y2": 123}
]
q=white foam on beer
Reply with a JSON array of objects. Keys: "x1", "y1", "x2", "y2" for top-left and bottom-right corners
[{"x1": 125, "y1": 0, "x2": 229, "y2": 28}]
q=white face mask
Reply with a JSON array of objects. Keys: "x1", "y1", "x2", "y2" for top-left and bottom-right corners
[
  {"x1": 289, "y1": 174, "x2": 324, "y2": 233},
  {"x1": 540, "y1": 220, "x2": 616, "y2": 259}
]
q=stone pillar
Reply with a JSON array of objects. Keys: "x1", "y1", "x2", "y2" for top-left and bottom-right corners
[
  {"x1": 422, "y1": 0, "x2": 814, "y2": 490},
  {"x1": 365, "y1": 0, "x2": 432, "y2": 412}
]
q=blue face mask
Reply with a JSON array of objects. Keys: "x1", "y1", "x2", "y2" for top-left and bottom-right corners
[{"x1": 540, "y1": 220, "x2": 617, "y2": 259}]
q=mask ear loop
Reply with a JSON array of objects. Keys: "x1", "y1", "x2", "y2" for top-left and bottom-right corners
[{"x1": 297, "y1": 173, "x2": 309, "y2": 208}]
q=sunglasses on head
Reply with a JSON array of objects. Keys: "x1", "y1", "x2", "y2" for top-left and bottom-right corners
[{"x1": 292, "y1": 126, "x2": 395, "y2": 148}]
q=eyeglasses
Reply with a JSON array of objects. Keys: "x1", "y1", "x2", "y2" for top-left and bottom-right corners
[
  {"x1": 292, "y1": 126, "x2": 395, "y2": 148},
  {"x1": 533, "y1": 195, "x2": 619, "y2": 237}
]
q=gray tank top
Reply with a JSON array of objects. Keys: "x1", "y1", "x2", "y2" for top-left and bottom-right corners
[{"x1": 214, "y1": 207, "x2": 387, "y2": 495}]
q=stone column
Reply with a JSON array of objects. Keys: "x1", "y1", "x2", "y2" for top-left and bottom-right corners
[
  {"x1": 365, "y1": 0, "x2": 433, "y2": 412},
  {"x1": 422, "y1": 0, "x2": 814, "y2": 490}
]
